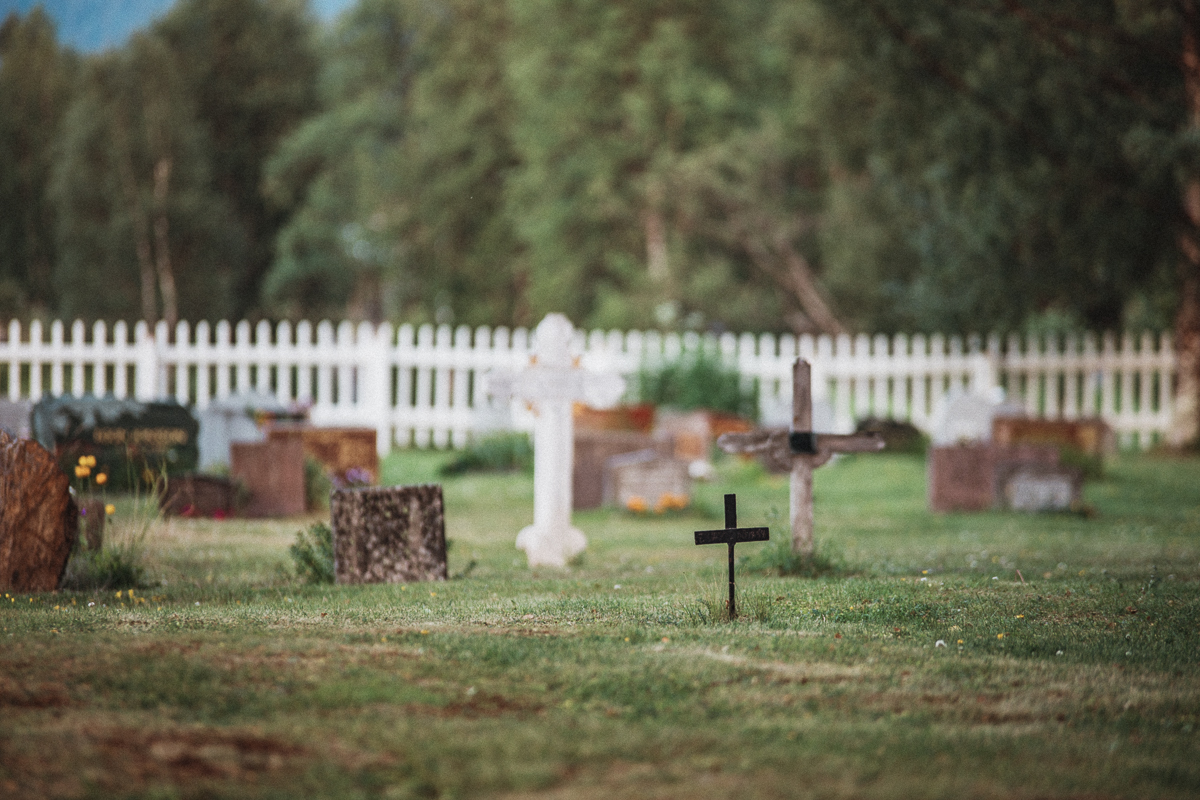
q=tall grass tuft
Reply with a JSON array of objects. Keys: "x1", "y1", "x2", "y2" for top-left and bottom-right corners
[
  {"x1": 290, "y1": 522, "x2": 335, "y2": 584},
  {"x1": 60, "y1": 471, "x2": 164, "y2": 591},
  {"x1": 740, "y1": 537, "x2": 847, "y2": 578}
]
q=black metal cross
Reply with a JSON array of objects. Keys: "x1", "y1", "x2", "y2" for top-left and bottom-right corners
[{"x1": 694, "y1": 494, "x2": 769, "y2": 620}]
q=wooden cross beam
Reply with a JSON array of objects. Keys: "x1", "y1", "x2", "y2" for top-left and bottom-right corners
[
  {"x1": 694, "y1": 493, "x2": 768, "y2": 620},
  {"x1": 717, "y1": 359, "x2": 884, "y2": 556}
]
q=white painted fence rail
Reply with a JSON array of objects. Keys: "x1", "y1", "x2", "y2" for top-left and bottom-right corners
[{"x1": 0, "y1": 319, "x2": 1176, "y2": 453}]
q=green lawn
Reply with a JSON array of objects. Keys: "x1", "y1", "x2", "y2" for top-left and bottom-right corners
[{"x1": 2, "y1": 451, "x2": 1199, "y2": 799}]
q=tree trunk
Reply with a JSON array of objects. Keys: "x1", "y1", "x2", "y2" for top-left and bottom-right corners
[
  {"x1": 112, "y1": 115, "x2": 158, "y2": 324},
  {"x1": 152, "y1": 157, "x2": 178, "y2": 328},
  {"x1": 644, "y1": 207, "x2": 669, "y2": 282},
  {"x1": 1174, "y1": 6, "x2": 1200, "y2": 447}
]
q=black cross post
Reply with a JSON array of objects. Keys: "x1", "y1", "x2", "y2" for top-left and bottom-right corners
[{"x1": 694, "y1": 494, "x2": 769, "y2": 619}]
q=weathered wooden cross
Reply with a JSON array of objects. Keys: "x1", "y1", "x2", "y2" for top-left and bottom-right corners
[
  {"x1": 694, "y1": 493, "x2": 769, "y2": 620},
  {"x1": 717, "y1": 359, "x2": 884, "y2": 556}
]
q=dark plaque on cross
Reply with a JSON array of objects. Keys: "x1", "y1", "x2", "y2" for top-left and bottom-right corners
[
  {"x1": 717, "y1": 359, "x2": 884, "y2": 556},
  {"x1": 694, "y1": 493, "x2": 768, "y2": 620}
]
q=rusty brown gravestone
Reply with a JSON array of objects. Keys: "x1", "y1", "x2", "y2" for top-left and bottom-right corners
[
  {"x1": 0, "y1": 430, "x2": 77, "y2": 591},
  {"x1": 332, "y1": 484, "x2": 447, "y2": 584},
  {"x1": 231, "y1": 439, "x2": 306, "y2": 517}
]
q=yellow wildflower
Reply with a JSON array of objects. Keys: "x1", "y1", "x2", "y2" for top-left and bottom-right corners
[
  {"x1": 105, "y1": 504, "x2": 115, "y2": 515},
  {"x1": 625, "y1": 496, "x2": 648, "y2": 513},
  {"x1": 95, "y1": 472, "x2": 107, "y2": 485}
]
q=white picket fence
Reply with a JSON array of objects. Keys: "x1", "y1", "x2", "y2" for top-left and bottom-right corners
[{"x1": 0, "y1": 318, "x2": 1177, "y2": 453}]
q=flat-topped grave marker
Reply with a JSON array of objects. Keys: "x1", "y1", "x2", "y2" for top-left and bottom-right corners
[
  {"x1": 694, "y1": 494, "x2": 769, "y2": 620},
  {"x1": 332, "y1": 484, "x2": 447, "y2": 584},
  {"x1": 486, "y1": 313, "x2": 625, "y2": 567},
  {"x1": 718, "y1": 359, "x2": 883, "y2": 556}
]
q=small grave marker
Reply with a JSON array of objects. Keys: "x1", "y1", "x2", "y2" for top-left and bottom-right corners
[
  {"x1": 332, "y1": 484, "x2": 447, "y2": 584},
  {"x1": 693, "y1": 494, "x2": 768, "y2": 620},
  {"x1": 718, "y1": 359, "x2": 883, "y2": 555}
]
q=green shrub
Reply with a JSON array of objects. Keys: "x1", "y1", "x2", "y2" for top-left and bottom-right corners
[
  {"x1": 440, "y1": 433, "x2": 533, "y2": 476},
  {"x1": 60, "y1": 541, "x2": 147, "y2": 591},
  {"x1": 304, "y1": 457, "x2": 334, "y2": 510},
  {"x1": 636, "y1": 347, "x2": 758, "y2": 419},
  {"x1": 290, "y1": 522, "x2": 335, "y2": 584}
]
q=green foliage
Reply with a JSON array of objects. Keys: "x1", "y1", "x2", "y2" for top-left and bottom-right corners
[
  {"x1": 289, "y1": 522, "x2": 335, "y2": 585},
  {"x1": 739, "y1": 537, "x2": 845, "y2": 579},
  {"x1": 304, "y1": 456, "x2": 334, "y2": 511},
  {"x1": 636, "y1": 346, "x2": 758, "y2": 418},
  {"x1": 439, "y1": 433, "x2": 533, "y2": 477},
  {"x1": 60, "y1": 540, "x2": 147, "y2": 591}
]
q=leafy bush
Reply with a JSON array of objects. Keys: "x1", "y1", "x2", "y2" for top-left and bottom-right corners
[
  {"x1": 440, "y1": 433, "x2": 533, "y2": 476},
  {"x1": 290, "y1": 522, "x2": 335, "y2": 584},
  {"x1": 636, "y1": 347, "x2": 758, "y2": 419}
]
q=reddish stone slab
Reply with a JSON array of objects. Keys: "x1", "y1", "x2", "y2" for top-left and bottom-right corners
[
  {"x1": 928, "y1": 443, "x2": 1060, "y2": 512},
  {"x1": 268, "y1": 426, "x2": 379, "y2": 485},
  {"x1": 0, "y1": 431, "x2": 77, "y2": 591},
  {"x1": 573, "y1": 429, "x2": 661, "y2": 510},
  {"x1": 231, "y1": 439, "x2": 306, "y2": 518},
  {"x1": 992, "y1": 417, "x2": 1115, "y2": 458},
  {"x1": 160, "y1": 474, "x2": 237, "y2": 517}
]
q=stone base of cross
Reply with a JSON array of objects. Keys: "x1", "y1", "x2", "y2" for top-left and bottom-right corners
[
  {"x1": 486, "y1": 313, "x2": 625, "y2": 568},
  {"x1": 717, "y1": 359, "x2": 884, "y2": 556}
]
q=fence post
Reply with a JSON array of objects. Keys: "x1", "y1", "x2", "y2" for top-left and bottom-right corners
[
  {"x1": 134, "y1": 320, "x2": 158, "y2": 401},
  {"x1": 359, "y1": 321, "x2": 392, "y2": 456}
]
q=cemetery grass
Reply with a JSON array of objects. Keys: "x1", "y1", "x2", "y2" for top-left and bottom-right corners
[{"x1": 2, "y1": 454, "x2": 1199, "y2": 799}]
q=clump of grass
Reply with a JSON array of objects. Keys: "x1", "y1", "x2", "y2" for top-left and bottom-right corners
[
  {"x1": 290, "y1": 522, "x2": 335, "y2": 584},
  {"x1": 741, "y1": 538, "x2": 847, "y2": 578},
  {"x1": 60, "y1": 538, "x2": 147, "y2": 590},
  {"x1": 440, "y1": 433, "x2": 533, "y2": 476},
  {"x1": 61, "y1": 472, "x2": 164, "y2": 591}
]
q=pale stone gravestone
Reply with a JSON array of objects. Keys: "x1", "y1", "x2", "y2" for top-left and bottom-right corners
[
  {"x1": 603, "y1": 449, "x2": 691, "y2": 510},
  {"x1": 0, "y1": 430, "x2": 77, "y2": 592},
  {"x1": 1002, "y1": 464, "x2": 1082, "y2": 512},
  {"x1": 930, "y1": 389, "x2": 1002, "y2": 446},
  {"x1": 0, "y1": 399, "x2": 32, "y2": 439},
  {"x1": 332, "y1": 484, "x2": 447, "y2": 584},
  {"x1": 486, "y1": 313, "x2": 625, "y2": 567},
  {"x1": 574, "y1": 429, "x2": 659, "y2": 510},
  {"x1": 718, "y1": 359, "x2": 883, "y2": 556},
  {"x1": 197, "y1": 392, "x2": 307, "y2": 471},
  {"x1": 230, "y1": 439, "x2": 306, "y2": 517},
  {"x1": 693, "y1": 494, "x2": 769, "y2": 619}
]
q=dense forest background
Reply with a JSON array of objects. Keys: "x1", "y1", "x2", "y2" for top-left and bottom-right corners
[{"x1": 2, "y1": 0, "x2": 1198, "y2": 393}]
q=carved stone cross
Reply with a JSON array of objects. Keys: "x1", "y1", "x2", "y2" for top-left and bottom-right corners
[
  {"x1": 717, "y1": 359, "x2": 883, "y2": 556},
  {"x1": 486, "y1": 313, "x2": 625, "y2": 568},
  {"x1": 694, "y1": 494, "x2": 768, "y2": 620}
]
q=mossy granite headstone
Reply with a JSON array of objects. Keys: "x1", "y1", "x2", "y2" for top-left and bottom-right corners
[
  {"x1": 0, "y1": 430, "x2": 77, "y2": 591},
  {"x1": 332, "y1": 484, "x2": 447, "y2": 584}
]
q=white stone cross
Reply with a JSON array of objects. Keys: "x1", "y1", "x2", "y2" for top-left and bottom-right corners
[
  {"x1": 717, "y1": 359, "x2": 883, "y2": 556},
  {"x1": 486, "y1": 313, "x2": 626, "y2": 567}
]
